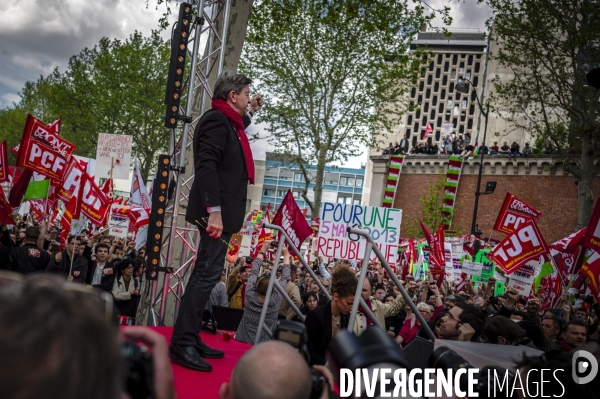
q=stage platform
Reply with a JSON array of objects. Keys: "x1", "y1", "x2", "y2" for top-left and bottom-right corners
[{"x1": 136, "y1": 327, "x2": 252, "y2": 398}]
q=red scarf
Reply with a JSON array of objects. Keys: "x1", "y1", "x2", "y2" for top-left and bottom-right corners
[
  {"x1": 358, "y1": 299, "x2": 375, "y2": 326},
  {"x1": 211, "y1": 99, "x2": 255, "y2": 184}
]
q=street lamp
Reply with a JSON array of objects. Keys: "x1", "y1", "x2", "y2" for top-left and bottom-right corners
[{"x1": 455, "y1": 78, "x2": 493, "y2": 235}]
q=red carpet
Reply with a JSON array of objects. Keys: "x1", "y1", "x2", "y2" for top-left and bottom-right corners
[{"x1": 144, "y1": 327, "x2": 252, "y2": 398}]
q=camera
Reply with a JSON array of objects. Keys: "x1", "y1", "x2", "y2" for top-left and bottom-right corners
[
  {"x1": 270, "y1": 241, "x2": 279, "y2": 248},
  {"x1": 120, "y1": 340, "x2": 154, "y2": 399},
  {"x1": 429, "y1": 346, "x2": 514, "y2": 399},
  {"x1": 274, "y1": 320, "x2": 334, "y2": 399},
  {"x1": 245, "y1": 256, "x2": 253, "y2": 264}
]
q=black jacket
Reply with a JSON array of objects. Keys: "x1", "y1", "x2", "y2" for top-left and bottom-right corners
[
  {"x1": 0, "y1": 230, "x2": 49, "y2": 274},
  {"x1": 46, "y1": 250, "x2": 88, "y2": 284},
  {"x1": 83, "y1": 246, "x2": 116, "y2": 290},
  {"x1": 186, "y1": 108, "x2": 251, "y2": 233},
  {"x1": 305, "y1": 301, "x2": 350, "y2": 365}
]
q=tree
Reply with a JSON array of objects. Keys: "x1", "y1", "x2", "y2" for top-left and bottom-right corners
[
  {"x1": 0, "y1": 31, "x2": 171, "y2": 182},
  {"x1": 484, "y1": 0, "x2": 600, "y2": 227},
  {"x1": 240, "y1": 0, "x2": 434, "y2": 218},
  {"x1": 405, "y1": 173, "x2": 450, "y2": 238}
]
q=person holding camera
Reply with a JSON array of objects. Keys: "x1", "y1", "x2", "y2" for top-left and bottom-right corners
[
  {"x1": 235, "y1": 241, "x2": 291, "y2": 344},
  {"x1": 112, "y1": 259, "x2": 141, "y2": 319},
  {"x1": 227, "y1": 259, "x2": 252, "y2": 309}
]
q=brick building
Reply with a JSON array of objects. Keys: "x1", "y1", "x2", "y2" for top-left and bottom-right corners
[{"x1": 369, "y1": 154, "x2": 600, "y2": 243}]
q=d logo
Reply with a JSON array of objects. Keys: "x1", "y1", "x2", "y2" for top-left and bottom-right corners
[{"x1": 572, "y1": 350, "x2": 599, "y2": 384}]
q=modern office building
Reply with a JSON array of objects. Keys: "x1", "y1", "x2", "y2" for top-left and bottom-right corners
[{"x1": 247, "y1": 152, "x2": 365, "y2": 218}]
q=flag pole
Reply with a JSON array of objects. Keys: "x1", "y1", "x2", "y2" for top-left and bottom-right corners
[{"x1": 68, "y1": 190, "x2": 81, "y2": 277}]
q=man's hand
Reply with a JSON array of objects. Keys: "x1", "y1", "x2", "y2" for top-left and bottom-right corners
[
  {"x1": 562, "y1": 303, "x2": 571, "y2": 315},
  {"x1": 430, "y1": 284, "x2": 439, "y2": 294},
  {"x1": 206, "y1": 211, "x2": 223, "y2": 238},
  {"x1": 249, "y1": 94, "x2": 264, "y2": 113},
  {"x1": 260, "y1": 240, "x2": 271, "y2": 254},
  {"x1": 528, "y1": 298, "x2": 541, "y2": 312},
  {"x1": 133, "y1": 290, "x2": 140, "y2": 296},
  {"x1": 281, "y1": 245, "x2": 289, "y2": 257},
  {"x1": 505, "y1": 288, "x2": 519, "y2": 307},
  {"x1": 67, "y1": 275, "x2": 73, "y2": 282},
  {"x1": 312, "y1": 365, "x2": 335, "y2": 399},
  {"x1": 457, "y1": 322, "x2": 475, "y2": 341}
]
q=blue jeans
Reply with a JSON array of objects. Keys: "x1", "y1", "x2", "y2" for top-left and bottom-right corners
[{"x1": 171, "y1": 227, "x2": 232, "y2": 346}]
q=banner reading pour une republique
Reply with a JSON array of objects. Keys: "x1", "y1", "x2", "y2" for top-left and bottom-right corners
[{"x1": 317, "y1": 202, "x2": 402, "y2": 264}]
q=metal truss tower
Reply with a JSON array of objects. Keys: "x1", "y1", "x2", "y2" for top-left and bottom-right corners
[{"x1": 137, "y1": 0, "x2": 234, "y2": 327}]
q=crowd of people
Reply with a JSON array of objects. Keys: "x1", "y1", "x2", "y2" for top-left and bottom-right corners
[
  {"x1": 0, "y1": 215, "x2": 147, "y2": 321},
  {"x1": 382, "y1": 134, "x2": 535, "y2": 159}
]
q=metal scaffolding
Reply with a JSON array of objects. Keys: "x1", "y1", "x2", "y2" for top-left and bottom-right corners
[{"x1": 136, "y1": 0, "x2": 232, "y2": 327}]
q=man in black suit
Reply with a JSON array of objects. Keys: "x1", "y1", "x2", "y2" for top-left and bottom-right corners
[{"x1": 169, "y1": 71, "x2": 263, "y2": 372}]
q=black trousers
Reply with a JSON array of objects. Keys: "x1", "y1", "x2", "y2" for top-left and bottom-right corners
[{"x1": 171, "y1": 227, "x2": 232, "y2": 346}]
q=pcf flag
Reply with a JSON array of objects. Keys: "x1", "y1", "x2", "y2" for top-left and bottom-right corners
[
  {"x1": 79, "y1": 173, "x2": 111, "y2": 226},
  {"x1": 272, "y1": 190, "x2": 313, "y2": 250},
  {"x1": 488, "y1": 220, "x2": 549, "y2": 274},
  {"x1": 493, "y1": 193, "x2": 542, "y2": 235}
]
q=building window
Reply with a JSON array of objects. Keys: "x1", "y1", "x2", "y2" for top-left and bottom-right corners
[
  {"x1": 337, "y1": 196, "x2": 352, "y2": 204},
  {"x1": 442, "y1": 76, "x2": 448, "y2": 86},
  {"x1": 407, "y1": 115, "x2": 413, "y2": 125},
  {"x1": 465, "y1": 70, "x2": 471, "y2": 79},
  {"x1": 353, "y1": 199, "x2": 361, "y2": 205},
  {"x1": 340, "y1": 177, "x2": 355, "y2": 186},
  {"x1": 461, "y1": 111, "x2": 466, "y2": 122},
  {"x1": 411, "y1": 88, "x2": 416, "y2": 98},
  {"x1": 447, "y1": 99, "x2": 453, "y2": 107},
  {"x1": 276, "y1": 190, "x2": 286, "y2": 198},
  {"x1": 434, "y1": 82, "x2": 439, "y2": 92},
  {"x1": 444, "y1": 62, "x2": 449, "y2": 72},
  {"x1": 468, "y1": 55, "x2": 473, "y2": 65},
  {"x1": 356, "y1": 178, "x2": 363, "y2": 187},
  {"x1": 424, "y1": 103, "x2": 429, "y2": 113},
  {"x1": 462, "y1": 100, "x2": 467, "y2": 108},
  {"x1": 454, "y1": 105, "x2": 460, "y2": 115},
  {"x1": 294, "y1": 173, "x2": 304, "y2": 182},
  {"x1": 429, "y1": 61, "x2": 435, "y2": 71},
  {"x1": 436, "y1": 68, "x2": 441, "y2": 79},
  {"x1": 441, "y1": 89, "x2": 446, "y2": 99},
  {"x1": 263, "y1": 189, "x2": 273, "y2": 196},
  {"x1": 459, "y1": 62, "x2": 465, "y2": 73},
  {"x1": 450, "y1": 69, "x2": 456, "y2": 79},
  {"x1": 432, "y1": 96, "x2": 438, "y2": 106},
  {"x1": 452, "y1": 54, "x2": 458, "y2": 65},
  {"x1": 427, "y1": 75, "x2": 433, "y2": 85},
  {"x1": 419, "y1": 81, "x2": 424, "y2": 91}
]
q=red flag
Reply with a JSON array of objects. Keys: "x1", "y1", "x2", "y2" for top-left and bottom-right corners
[
  {"x1": 79, "y1": 173, "x2": 111, "y2": 226},
  {"x1": 488, "y1": 220, "x2": 549, "y2": 274},
  {"x1": 0, "y1": 188, "x2": 15, "y2": 226},
  {"x1": 0, "y1": 141, "x2": 8, "y2": 184},
  {"x1": 56, "y1": 158, "x2": 86, "y2": 203},
  {"x1": 59, "y1": 194, "x2": 77, "y2": 250},
  {"x1": 583, "y1": 199, "x2": 600, "y2": 253},
  {"x1": 580, "y1": 249, "x2": 600, "y2": 299},
  {"x1": 271, "y1": 190, "x2": 313, "y2": 250},
  {"x1": 8, "y1": 169, "x2": 33, "y2": 208},
  {"x1": 429, "y1": 224, "x2": 446, "y2": 269},
  {"x1": 101, "y1": 178, "x2": 113, "y2": 200},
  {"x1": 493, "y1": 193, "x2": 542, "y2": 235},
  {"x1": 419, "y1": 220, "x2": 434, "y2": 244}
]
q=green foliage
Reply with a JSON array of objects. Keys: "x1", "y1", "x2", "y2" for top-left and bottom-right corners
[
  {"x1": 484, "y1": 0, "x2": 600, "y2": 225},
  {"x1": 240, "y1": 0, "x2": 436, "y2": 217},
  {"x1": 0, "y1": 31, "x2": 171, "y2": 181},
  {"x1": 404, "y1": 173, "x2": 448, "y2": 238}
]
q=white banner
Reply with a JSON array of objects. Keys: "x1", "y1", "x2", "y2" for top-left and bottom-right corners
[
  {"x1": 461, "y1": 260, "x2": 484, "y2": 276},
  {"x1": 109, "y1": 205, "x2": 130, "y2": 239},
  {"x1": 95, "y1": 133, "x2": 132, "y2": 180},
  {"x1": 507, "y1": 262, "x2": 536, "y2": 296},
  {"x1": 317, "y1": 203, "x2": 402, "y2": 264}
]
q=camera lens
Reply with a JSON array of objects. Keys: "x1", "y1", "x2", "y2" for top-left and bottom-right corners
[{"x1": 270, "y1": 241, "x2": 279, "y2": 247}]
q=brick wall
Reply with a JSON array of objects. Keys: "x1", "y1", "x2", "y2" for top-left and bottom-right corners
[{"x1": 394, "y1": 173, "x2": 600, "y2": 243}]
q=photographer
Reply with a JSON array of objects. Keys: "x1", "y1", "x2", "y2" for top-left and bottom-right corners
[
  {"x1": 0, "y1": 272, "x2": 175, "y2": 399},
  {"x1": 235, "y1": 241, "x2": 291, "y2": 344},
  {"x1": 227, "y1": 259, "x2": 252, "y2": 309}
]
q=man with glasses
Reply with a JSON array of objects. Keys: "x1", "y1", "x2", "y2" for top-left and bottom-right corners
[
  {"x1": 438, "y1": 302, "x2": 485, "y2": 341},
  {"x1": 46, "y1": 235, "x2": 88, "y2": 284}
]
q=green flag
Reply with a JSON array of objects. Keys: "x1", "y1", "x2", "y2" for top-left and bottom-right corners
[
  {"x1": 534, "y1": 257, "x2": 554, "y2": 293},
  {"x1": 23, "y1": 179, "x2": 50, "y2": 201}
]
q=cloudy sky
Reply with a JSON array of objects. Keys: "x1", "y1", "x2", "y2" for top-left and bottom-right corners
[{"x1": 0, "y1": 0, "x2": 492, "y2": 169}]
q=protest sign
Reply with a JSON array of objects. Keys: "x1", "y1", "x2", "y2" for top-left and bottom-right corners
[
  {"x1": 494, "y1": 281, "x2": 506, "y2": 297},
  {"x1": 461, "y1": 260, "x2": 484, "y2": 276},
  {"x1": 446, "y1": 237, "x2": 463, "y2": 283},
  {"x1": 507, "y1": 262, "x2": 536, "y2": 296},
  {"x1": 95, "y1": 133, "x2": 132, "y2": 179},
  {"x1": 109, "y1": 205, "x2": 130, "y2": 239},
  {"x1": 317, "y1": 202, "x2": 402, "y2": 263},
  {"x1": 471, "y1": 249, "x2": 495, "y2": 284},
  {"x1": 444, "y1": 242, "x2": 454, "y2": 280}
]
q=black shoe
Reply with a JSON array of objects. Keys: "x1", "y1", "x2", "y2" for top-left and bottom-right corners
[
  {"x1": 169, "y1": 344, "x2": 212, "y2": 372},
  {"x1": 195, "y1": 340, "x2": 224, "y2": 359}
]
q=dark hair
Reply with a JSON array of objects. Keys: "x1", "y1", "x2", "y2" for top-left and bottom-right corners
[
  {"x1": 511, "y1": 310, "x2": 532, "y2": 321},
  {"x1": 566, "y1": 318, "x2": 588, "y2": 331},
  {"x1": 302, "y1": 292, "x2": 318, "y2": 305},
  {"x1": 543, "y1": 315, "x2": 564, "y2": 333},
  {"x1": 331, "y1": 266, "x2": 358, "y2": 298},
  {"x1": 115, "y1": 245, "x2": 124, "y2": 252},
  {"x1": 482, "y1": 316, "x2": 526, "y2": 344},
  {"x1": 383, "y1": 293, "x2": 396, "y2": 302},
  {"x1": 213, "y1": 71, "x2": 253, "y2": 101},
  {"x1": 67, "y1": 235, "x2": 78, "y2": 244},
  {"x1": 374, "y1": 283, "x2": 385, "y2": 292},
  {"x1": 290, "y1": 264, "x2": 297, "y2": 275},
  {"x1": 0, "y1": 275, "x2": 121, "y2": 399},
  {"x1": 95, "y1": 243, "x2": 110, "y2": 253},
  {"x1": 455, "y1": 302, "x2": 485, "y2": 339},
  {"x1": 117, "y1": 259, "x2": 135, "y2": 275},
  {"x1": 256, "y1": 275, "x2": 270, "y2": 296}
]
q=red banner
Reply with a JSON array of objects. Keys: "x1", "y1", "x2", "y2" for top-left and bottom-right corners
[
  {"x1": 488, "y1": 220, "x2": 549, "y2": 274},
  {"x1": 580, "y1": 249, "x2": 600, "y2": 298},
  {"x1": 0, "y1": 188, "x2": 14, "y2": 226},
  {"x1": 582, "y1": 199, "x2": 600, "y2": 253},
  {"x1": 0, "y1": 141, "x2": 8, "y2": 184},
  {"x1": 420, "y1": 221, "x2": 445, "y2": 269},
  {"x1": 79, "y1": 173, "x2": 110, "y2": 226},
  {"x1": 272, "y1": 190, "x2": 313, "y2": 250},
  {"x1": 56, "y1": 158, "x2": 86, "y2": 203},
  {"x1": 22, "y1": 116, "x2": 74, "y2": 159},
  {"x1": 493, "y1": 193, "x2": 542, "y2": 235}
]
